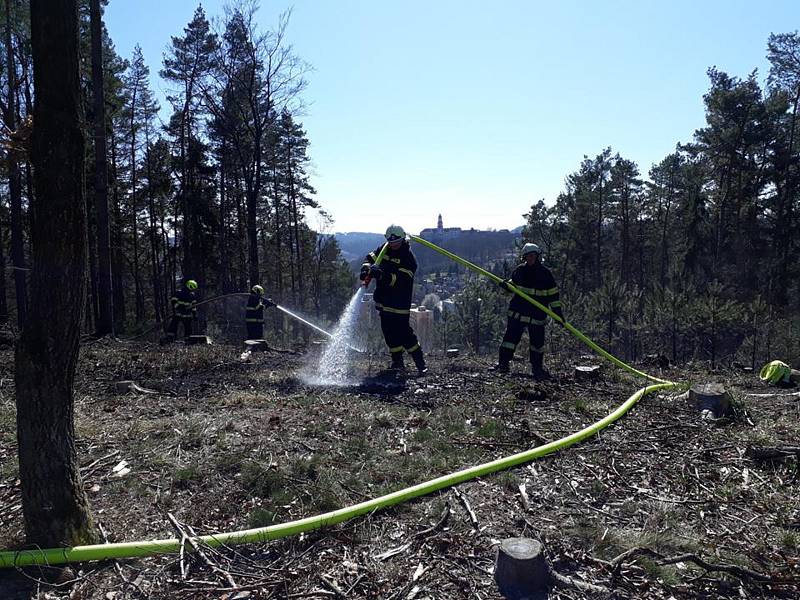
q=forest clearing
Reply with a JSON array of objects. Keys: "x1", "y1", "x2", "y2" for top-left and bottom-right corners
[{"x1": 1, "y1": 340, "x2": 799, "y2": 598}]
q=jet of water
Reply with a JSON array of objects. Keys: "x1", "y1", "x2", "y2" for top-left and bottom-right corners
[{"x1": 303, "y1": 287, "x2": 366, "y2": 386}]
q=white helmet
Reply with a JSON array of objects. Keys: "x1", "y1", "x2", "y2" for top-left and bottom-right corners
[
  {"x1": 385, "y1": 224, "x2": 406, "y2": 241},
  {"x1": 521, "y1": 242, "x2": 542, "y2": 258}
]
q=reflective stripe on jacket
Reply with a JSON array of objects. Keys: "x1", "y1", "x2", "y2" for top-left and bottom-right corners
[
  {"x1": 171, "y1": 287, "x2": 197, "y2": 318},
  {"x1": 365, "y1": 241, "x2": 417, "y2": 313},
  {"x1": 508, "y1": 263, "x2": 560, "y2": 318}
]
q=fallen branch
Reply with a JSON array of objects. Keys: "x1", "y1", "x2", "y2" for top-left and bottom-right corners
[
  {"x1": 167, "y1": 513, "x2": 237, "y2": 589},
  {"x1": 610, "y1": 546, "x2": 774, "y2": 583},
  {"x1": 659, "y1": 552, "x2": 773, "y2": 582},
  {"x1": 452, "y1": 487, "x2": 479, "y2": 529},
  {"x1": 746, "y1": 446, "x2": 800, "y2": 461},
  {"x1": 412, "y1": 503, "x2": 450, "y2": 539},
  {"x1": 552, "y1": 570, "x2": 609, "y2": 594}
]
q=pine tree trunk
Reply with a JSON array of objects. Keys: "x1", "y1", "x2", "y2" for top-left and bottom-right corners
[
  {"x1": 16, "y1": 0, "x2": 96, "y2": 547},
  {"x1": 4, "y1": 0, "x2": 28, "y2": 327},
  {"x1": 246, "y1": 186, "x2": 259, "y2": 287},
  {"x1": 0, "y1": 218, "x2": 7, "y2": 324},
  {"x1": 90, "y1": 0, "x2": 113, "y2": 335},
  {"x1": 145, "y1": 146, "x2": 163, "y2": 321},
  {"x1": 110, "y1": 130, "x2": 126, "y2": 330},
  {"x1": 86, "y1": 191, "x2": 99, "y2": 328}
]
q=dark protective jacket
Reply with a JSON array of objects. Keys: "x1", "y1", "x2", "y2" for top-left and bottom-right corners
[
  {"x1": 171, "y1": 287, "x2": 197, "y2": 318},
  {"x1": 364, "y1": 241, "x2": 417, "y2": 314},
  {"x1": 246, "y1": 293, "x2": 266, "y2": 323},
  {"x1": 507, "y1": 262, "x2": 562, "y2": 321}
]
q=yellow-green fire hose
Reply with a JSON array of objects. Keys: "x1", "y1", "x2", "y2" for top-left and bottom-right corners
[{"x1": 0, "y1": 237, "x2": 676, "y2": 568}]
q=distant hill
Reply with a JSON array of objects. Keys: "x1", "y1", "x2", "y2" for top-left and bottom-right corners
[
  {"x1": 335, "y1": 227, "x2": 525, "y2": 273},
  {"x1": 334, "y1": 232, "x2": 385, "y2": 264}
]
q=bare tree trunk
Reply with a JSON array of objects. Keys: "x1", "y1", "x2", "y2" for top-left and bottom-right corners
[
  {"x1": 85, "y1": 191, "x2": 99, "y2": 329},
  {"x1": 109, "y1": 130, "x2": 126, "y2": 330},
  {"x1": 90, "y1": 0, "x2": 113, "y2": 335},
  {"x1": 246, "y1": 185, "x2": 259, "y2": 287},
  {"x1": 218, "y1": 150, "x2": 230, "y2": 292},
  {"x1": 144, "y1": 145, "x2": 163, "y2": 321},
  {"x1": 16, "y1": 0, "x2": 96, "y2": 547},
  {"x1": 0, "y1": 217, "x2": 7, "y2": 324},
  {"x1": 4, "y1": 0, "x2": 28, "y2": 327}
]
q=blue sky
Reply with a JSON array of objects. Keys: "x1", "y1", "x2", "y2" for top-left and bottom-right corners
[{"x1": 105, "y1": 0, "x2": 800, "y2": 235}]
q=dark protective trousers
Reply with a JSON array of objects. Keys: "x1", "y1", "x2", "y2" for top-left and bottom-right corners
[
  {"x1": 379, "y1": 311, "x2": 423, "y2": 366},
  {"x1": 498, "y1": 315, "x2": 545, "y2": 370},
  {"x1": 166, "y1": 316, "x2": 193, "y2": 339},
  {"x1": 246, "y1": 322, "x2": 264, "y2": 340}
]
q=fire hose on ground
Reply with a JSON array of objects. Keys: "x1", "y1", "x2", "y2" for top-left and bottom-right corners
[{"x1": 0, "y1": 238, "x2": 677, "y2": 568}]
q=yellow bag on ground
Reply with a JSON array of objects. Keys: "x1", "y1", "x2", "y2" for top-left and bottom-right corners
[{"x1": 759, "y1": 360, "x2": 792, "y2": 384}]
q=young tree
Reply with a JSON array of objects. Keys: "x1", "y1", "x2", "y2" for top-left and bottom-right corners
[{"x1": 15, "y1": 0, "x2": 96, "y2": 546}]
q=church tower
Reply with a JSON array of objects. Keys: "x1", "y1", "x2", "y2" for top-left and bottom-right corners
[{"x1": 437, "y1": 214, "x2": 443, "y2": 233}]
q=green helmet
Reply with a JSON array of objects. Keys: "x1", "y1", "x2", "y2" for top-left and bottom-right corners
[
  {"x1": 252, "y1": 284, "x2": 264, "y2": 295},
  {"x1": 385, "y1": 224, "x2": 406, "y2": 241},
  {"x1": 185, "y1": 279, "x2": 198, "y2": 291}
]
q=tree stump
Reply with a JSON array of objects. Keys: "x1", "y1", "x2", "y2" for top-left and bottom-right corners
[
  {"x1": 446, "y1": 348, "x2": 460, "y2": 358},
  {"x1": 495, "y1": 538, "x2": 551, "y2": 599},
  {"x1": 186, "y1": 335, "x2": 211, "y2": 345},
  {"x1": 688, "y1": 383, "x2": 731, "y2": 419},
  {"x1": 244, "y1": 339, "x2": 270, "y2": 353},
  {"x1": 574, "y1": 365, "x2": 601, "y2": 381}
]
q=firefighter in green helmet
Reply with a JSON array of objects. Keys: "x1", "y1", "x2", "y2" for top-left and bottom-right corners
[
  {"x1": 245, "y1": 284, "x2": 275, "y2": 340},
  {"x1": 164, "y1": 279, "x2": 198, "y2": 342}
]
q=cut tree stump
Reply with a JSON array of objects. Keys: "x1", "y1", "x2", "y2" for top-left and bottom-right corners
[
  {"x1": 688, "y1": 383, "x2": 731, "y2": 419},
  {"x1": 244, "y1": 339, "x2": 270, "y2": 352},
  {"x1": 574, "y1": 365, "x2": 601, "y2": 381},
  {"x1": 495, "y1": 537, "x2": 551, "y2": 600},
  {"x1": 186, "y1": 335, "x2": 211, "y2": 345},
  {"x1": 446, "y1": 348, "x2": 460, "y2": 358}
]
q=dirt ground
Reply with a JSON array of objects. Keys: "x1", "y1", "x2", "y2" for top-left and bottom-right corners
[{"x1": 0, "y1": 338, "x2": 798, "y2": 599}]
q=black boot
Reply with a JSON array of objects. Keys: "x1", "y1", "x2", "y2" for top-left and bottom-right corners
[
  {"x1": 531, "y1": 352, "x2": 551, "y2": 381},
  {"x1": 388, "y1": 353, "x2": 405, "y2": 371},
  {"x1": 491, "y1": 347, "x2": 513, "y2": 373},
  {"x1": 410, "y1": 348, "x2": 427, "y2": 375}
]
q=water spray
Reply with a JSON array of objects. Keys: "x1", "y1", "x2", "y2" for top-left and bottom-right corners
[{"x1": 271, "y1": 305, "x2": 363, "y2": 353}]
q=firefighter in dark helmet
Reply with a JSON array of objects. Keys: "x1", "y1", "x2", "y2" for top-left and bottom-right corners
[{"x1": 492, "y1": 243, "x2": 565, "y2": 380}]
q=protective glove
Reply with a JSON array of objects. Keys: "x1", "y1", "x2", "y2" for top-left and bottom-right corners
[
  {"x1": 498, "y1": 279, "x2": 512, "y2": 292},
  {"x1": 369, "y1": 264, "x2": 383, "y2": 280},
  {"x1": 264, "y1": 297, "x2": 275, "y2": 308},
  {"x1": 359, "y1": 264, "x2": 370, "y2": 281}
]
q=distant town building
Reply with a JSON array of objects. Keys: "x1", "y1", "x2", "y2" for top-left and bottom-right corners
[{"x1": 420, "y1": 214, "x2": 464, "y2": 240}]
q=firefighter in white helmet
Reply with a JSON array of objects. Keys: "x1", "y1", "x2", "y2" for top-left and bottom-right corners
[
  {"x1": 360, "y1": 225, "x2": 427, "y2": 374},
  {"x1": 492, "y1": 243, "x2": 565, "y2": 380}
]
